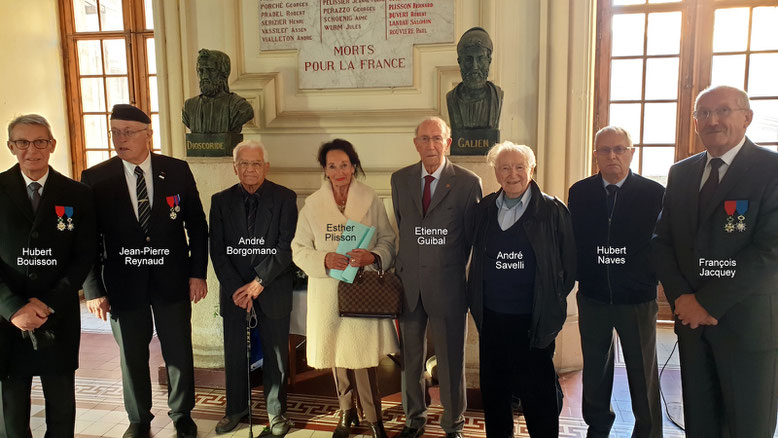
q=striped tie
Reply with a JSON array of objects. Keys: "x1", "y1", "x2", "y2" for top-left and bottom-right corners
[{"x1": 135, "y1": 166, "x2": 151, "y2": 234}]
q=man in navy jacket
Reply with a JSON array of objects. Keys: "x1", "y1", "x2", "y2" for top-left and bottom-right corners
[{"x1": 568, "y1": 126, "x2": 665, "y2": 438}]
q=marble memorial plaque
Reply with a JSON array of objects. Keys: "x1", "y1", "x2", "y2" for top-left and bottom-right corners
[{"x1": 259, "y1": 0, "x2": 454, "y2": 89}]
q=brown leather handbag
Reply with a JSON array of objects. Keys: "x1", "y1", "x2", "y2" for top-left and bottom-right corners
[{"x1": 338, "y1": 261, "x2": 404, "y2": 318}]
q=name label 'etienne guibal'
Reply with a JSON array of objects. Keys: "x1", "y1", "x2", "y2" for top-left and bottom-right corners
[
  {"x1": 415, "y1": 226, "x2": 448, "y2": 245},
  {"x1": 597, "y1": 246, "x2": 626, "y2": 264}
]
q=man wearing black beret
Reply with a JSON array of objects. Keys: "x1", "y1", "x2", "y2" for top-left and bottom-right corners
[{"x1": 81, "y1": 104, "x2": 209, "y2": 438}]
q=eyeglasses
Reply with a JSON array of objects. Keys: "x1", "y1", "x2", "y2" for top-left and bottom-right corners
[
  {"x1": 8, "y1": 139, "x2": 52, "y2": 150},
  {"x1": 692, "y1": 107, "x2": 747, "y2": 121},
  {"x1": 236, "y1": 160, "x2": 265, "y2": 169},
  {"x1": 594, "y1": 146, "x2": 632, "y2": 155},
  {"x1": 416, "y1": 135, "x2": 447, "y2": 144},
  {"x1": 109, "y1": 128, "x2": 148, "y2": 139}
]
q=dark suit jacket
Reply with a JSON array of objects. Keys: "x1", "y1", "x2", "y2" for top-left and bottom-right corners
[
  {"x1": 653, "y1": 139, "x2": 778, "y2": 351},
  {"x1": 80, "y1": 154, "x2": 208, "y2": 314},
  {"x1": 0, "y1": 165, "x2": 96, "y2": 376},
  {"x1": 391, "y1": 159, "x2": 482, "y2": 317},
  {"x1": 210, "y1": 181, "x2": 298, "y2": 320}
]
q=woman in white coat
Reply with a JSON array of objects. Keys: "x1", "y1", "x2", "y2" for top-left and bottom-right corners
[{"x1": 292, "y1": 139, "x2": 398, "y2": 438}]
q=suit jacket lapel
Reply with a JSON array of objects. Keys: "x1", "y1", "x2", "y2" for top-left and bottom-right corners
[
  {"x1": 107, "y1": 157, "x2": 140, "y2": 232},
  {"x1": 229, "y1": 184, "x2": 249, "y2": 237},
  {"x1": 684, "y1": 153, "x2": 706, "y2": 233},
  {"x1": 406, "y1": 162, "x2": 424, "y2": 217},
  {"x1": 699, "y1": 140, "x2": 756, "y2": 224},
  {"x1": 426, "y1": 160, "x2": 454, "y2": 215},
  {"x1": 254, "y1": 184, "x2": 273, "y2": 239},
  {"x1": 150, "y1": 154, "x2": 169, "y2": 229},
  {"x1": 2, "y1": 165, "x2": 35, "y2": 223},
  {"x1": 33, "y1": 169, "x2": 63, "y2": 230}
]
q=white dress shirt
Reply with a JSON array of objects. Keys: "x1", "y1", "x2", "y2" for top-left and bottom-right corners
[
  {"x1": 699, "y1": 136, "x2": 746, "y2": 190},
  {"x1": 21, "y1": 169, "x2": 50, "y2": 198},
  {"x1": 495, "y1": 186, "x2": 533, "y2": 231},
  {"x1": 122, "y1": 153, "x2": 154, "y2": 219},
  {"x1": 420, "y1": 159, "x2": 446, "y2": 198}
]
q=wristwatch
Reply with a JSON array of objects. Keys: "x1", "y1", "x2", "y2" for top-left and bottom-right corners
[{"x1": 254, "y1": 276, "x2": 263, "y2": 285}]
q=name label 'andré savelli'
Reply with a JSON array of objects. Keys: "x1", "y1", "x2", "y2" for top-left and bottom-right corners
[
  {"x1": 17, "y1": 247, "x2": 57, "y2": 266},
  {"x1": 495, "y1": 251, "x2": 524, "y2": 270},
  {"x1": 597, "y1": 246, "x2": 626, "y2": 264},
  {"x1": 120, "y1": 247, "x2": 169, "y2": 266},
  {"x1": 414, "y1": 226, "x2": 447, "y2": 245},
  {"x1": 226, "y1": 237, "x2": 278, "y2": 256},
  {"x1": 699, "y1": 258, "x2": 737, "y2": 278},
  {"x1": 325, "y1": 224, "x2": 357, "y2": 241}
]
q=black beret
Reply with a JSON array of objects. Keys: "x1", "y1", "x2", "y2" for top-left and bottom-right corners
[{"x1": 111, "y1": 104, "x2": 151, "y2": 124}]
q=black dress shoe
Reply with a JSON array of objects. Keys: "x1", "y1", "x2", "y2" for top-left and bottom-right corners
[
  {"x1": 332, "y1": 408, "x2": 359, "y2": 438},
  {"x1": 215, "y1": 410, "x2": 249, "y2": 434},
  {"x1": 444, "y1": 432, "x2": 463, "y2": 438},
  {"x1": 396, "y1": 426, "x2": 425, "y2": 438},
  {"x1": 174, "y1": 416, "x2": 198, "y2": 438},
  {"x1": 368, "y1": 420, "x2": 388, "y2": 438},
  {"x1": 122, "y1": 423, "x2": 151, "y2": 438}
]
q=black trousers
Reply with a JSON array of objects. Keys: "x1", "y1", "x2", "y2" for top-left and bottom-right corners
[
  {"x1": 0, "y1": 373, "x2": 75, "y2": 438},
  {"x1": 479, "y1": 309, "x2": 559, "y2": 438},
  {"x1": 223, "y1": 309, "x2": 289, "y2": 422},
  {"x1": 577, "y1": 294, "x2": 662, "y2": 438},
  {"x1": 110, "y1": 299, "x2": 195, "y2": 425}
]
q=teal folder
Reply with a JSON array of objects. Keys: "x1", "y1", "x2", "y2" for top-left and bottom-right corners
[{"x1": 328, "y1": 219, "x2": 376, "y2": 284}]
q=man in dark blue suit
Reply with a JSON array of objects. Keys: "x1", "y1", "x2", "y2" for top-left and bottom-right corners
[
  {"x1": 209, "y1": 141, "x2": 297, "y2": 435},
  {"x1": 653, "y1": 86, "x2": 778, "y2": 437},
  {"x1": 0, "y1": 114, "x2": 96, "y2": 436},
  {"x1": 81, "y1": 104, "x2": 208, "y2": 438}
]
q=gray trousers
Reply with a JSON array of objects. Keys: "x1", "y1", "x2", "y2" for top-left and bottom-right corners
[
  {"x1": 332, "y1": 367, "x2": 382, "y2": 423},
  {"x1": 0, "y1": 373, "x2": 75, "y2": 438},
  {"x1": 577, "y1": 294, "x2": 662, "y2": 438},
  {"x1": 399, "y1": 295, "x2": 467, "y2": 433},
  {"x1": 110, "y1": 299, "x2": 195, "y2": 425},
  {"x1": 223, "y1": 309, "x2": 289, "y2": 422}
]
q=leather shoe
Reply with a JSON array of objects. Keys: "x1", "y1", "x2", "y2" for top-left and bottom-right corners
[
  {"x1": 174, "y1": 416, "x2": 198, "y2": 438},
  {"x1": 270, "y1": 414, "x2": 294, "y2": 436},
  {"x1": 445, "y1": 432, "x2": 463, "y2": 438},
  {"x1": 396, "y1": 426, "x2": 425, "y2": 438},
  {"x1": 122, "y1": 423, "x2": 151, "y2": 438},
  {"x1": 368, "y1": 420, "x2": 388, "y2": 438},
  {"x1": 215, "y1": 410, "x2": 248, "y2": 434},
  {"x1": 332, "y1": 408, "x2": 359, "y2": 438}
]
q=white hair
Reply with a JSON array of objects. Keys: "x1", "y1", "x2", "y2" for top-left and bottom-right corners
[
  {"x1": 232, "y1": 140, "x2": 269, "y2": 162},
  {"x1": 414, "y1": 116, "x2": 451, "y2": 138},
  {"x1": 486, "y1": 141, "x2": 536, "y2": 169},
  {"x1": 594, "y1": 126, "x2": 633, "y2": 148},
  {"x1": 695, "y1": 85, "x2": 751, "y2": 110}
]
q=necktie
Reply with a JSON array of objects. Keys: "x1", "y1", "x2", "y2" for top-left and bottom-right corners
[
  {"x1": 606, "y1": 184, "x2": 618, "y2": 218},
  {"x1": 135, "y1": 166, "x2": 151, "y2": 234},
  {"x1": 699, "y1": 158, "x2": 724, "y2": 218},
  {"x1": 246, "y1": 195, "x2": 258, "y2": 235},
  {"x1": 422, "y1": 175, "x2": 434, "y2": 216},
  {"x1": 28, "y1": 182, "x2": 41, "y2": 213}
]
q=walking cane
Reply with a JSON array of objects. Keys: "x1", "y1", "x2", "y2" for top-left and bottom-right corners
[{"x1": 247, "y1": 306, "x2": 258, "y2": 438}]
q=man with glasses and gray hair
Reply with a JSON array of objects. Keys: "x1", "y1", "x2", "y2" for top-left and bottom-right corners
[
  {"x1": 209, "y1": 140, "x2": 297, "y2": 434},
  {"x1": 0, "y1": 114, "x2": 96, "y2": 436},
  {"x1": 81, "y1": 104, "x2": 208, "y2": 438},
  {"x1": 568, "y1": 126, "x2": 665, "y2": 437},
  {"x1": 653, "y1": 85, "x2": 778, "y2": 436}
]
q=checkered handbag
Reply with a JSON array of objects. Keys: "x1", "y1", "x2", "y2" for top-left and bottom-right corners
[{"x1": 337, "y1": 265, "x2": 404, "y2": 318}]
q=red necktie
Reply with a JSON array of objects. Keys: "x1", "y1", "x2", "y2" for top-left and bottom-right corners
[{"x1": 422, "y1": 175, "x2": 434, "y2": 216}]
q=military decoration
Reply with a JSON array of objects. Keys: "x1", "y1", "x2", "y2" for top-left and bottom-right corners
[
  {"x1": 166, "y1": 194, "x2": 181, "y2": 220},
  {"x1": 723, "y1": 201, "x2": 736, "y2": 233},
  {"x1": 55, "y1": 205, "x2": 75, "y2": 231},
  {"x1": 723, "y1": 200, "x2": 748, "y2": 233}
]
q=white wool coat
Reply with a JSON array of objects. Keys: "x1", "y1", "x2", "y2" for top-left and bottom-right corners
[{"x1": 291, "y1": 180, "x2": 400, "y2": 369}]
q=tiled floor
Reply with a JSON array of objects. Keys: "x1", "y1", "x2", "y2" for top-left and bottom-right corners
[{"x1": 25, "y1": 304, "x2": 690, "y2": 437}]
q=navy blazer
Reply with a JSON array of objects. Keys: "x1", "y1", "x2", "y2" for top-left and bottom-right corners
[
  {"x1": 81, "y1": 154, "x2": 208, "y2": 314},
  {"x1": 209, "y1": 180, "x2": 298, "y2": 319}
]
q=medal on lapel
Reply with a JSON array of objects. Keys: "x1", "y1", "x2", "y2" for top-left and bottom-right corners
[
  {"x1": 55, "y1": 206, "x2": 75, "y2": 231},
  {"x1": 55, "y1": 206, "x2": 66, "y2": 231},
  {"x1": 723, "y1": 200, "x2": 748, "y2": 233},
  {"x1": 166, "y1": 195, "x2": 181, "y2": 220},
  {"x1": 735, "y1": 200, "x2": 748, "y2": 232}
]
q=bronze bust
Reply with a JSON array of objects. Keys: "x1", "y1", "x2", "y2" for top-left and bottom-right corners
[
  {"x1": 182, "y1": 49, "x2": 254, "y2": 134},
  {"x1": 446, "y1": 27, "x2": 503, "y2": 130}
]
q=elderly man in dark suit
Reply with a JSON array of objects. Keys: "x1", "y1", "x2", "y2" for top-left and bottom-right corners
[
  {"x1": 0, "y1": 114, "x2": 96, "y2": 436},
  {"x1": 81, "y1": 104, "x2": 208, "y2": 438},
  {"x1": 391, "y1": 117, "x2": 482, "y2": 438},
  {"x1": 653, "y1": 85, "x2": 778, "y2": 437},
  {"x1": 209, "y1": 140, "x2": 297, "y2": 434}
]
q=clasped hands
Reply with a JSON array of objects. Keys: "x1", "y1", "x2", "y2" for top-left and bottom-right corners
[
  {"x1": 324, "y1": 249, "x2": 375, "y2": 271},
  {"x1": 10, "y1": 297, "x2": 51, "y2": 331},
  {"x1": 674, "y1": 294, "x2": 718, "y2": 329}
]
